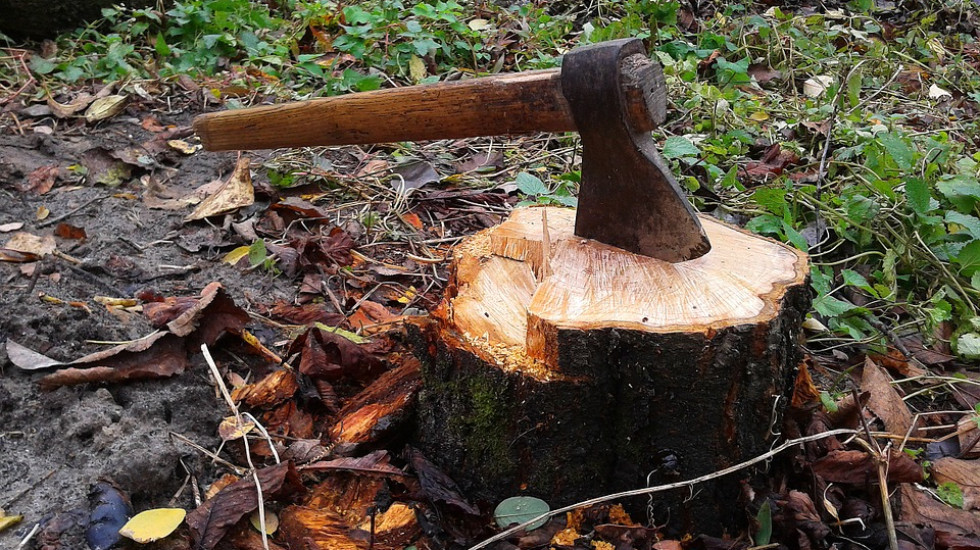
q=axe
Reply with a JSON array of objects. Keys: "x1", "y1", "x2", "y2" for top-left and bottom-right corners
[{"x1": 193, "y1": 38, "x2": 710, "y2": 263}]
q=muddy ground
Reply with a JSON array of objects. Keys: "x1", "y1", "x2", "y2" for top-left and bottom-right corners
[{"x1": 0, "y1": 104, "x2": 338, "y2": 547}]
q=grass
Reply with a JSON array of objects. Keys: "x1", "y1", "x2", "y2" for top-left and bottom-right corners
[{"x1": 4, "y1": 0, "x2": 980, "y2": 360}]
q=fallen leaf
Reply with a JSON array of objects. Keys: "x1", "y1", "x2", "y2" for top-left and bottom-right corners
[
  {"x1": 168, "y1": 139, "x2": 201, "y2": 154},
  {"x1": 862, "y1": 357, "x2": 914, "y2": 436},
  {"x1": 929, "y1": 84, "x2": 952, "y2": 100},
  {"x1": 4, "y1": 232, "x2": 56, "y2": 256},
  {"x1": 0, "y1": 222, "x2": 24, "y2": 233},
  {"x1": 748, "y1": 63, "x2": 781, "y2": 85},
  {"x1": 957, "y1": 416, "x2": 980, "y2": 459},
  {"x1": 82, "y1": 147, "x2": 132, "y2": 187},
  {"x1": 406, "y1": 447, "x2": 479, "y2": 515},
  {"x1": 218, "y1": 416, "x2": 255, "y2": 441},
  {"x1": 900, "y1": 484, "x2": 980, "y2": 548},
  {"x1": 118, "y1": 508, "x2": 186, "y2": 543},
  {"x1": 391, "y1": 161, "x2": 440, "y2": 192},
  {"x1": 143, "y1": 282, "x2": 250, "y2": 346},
  {"x1": 55, "y1": 223, "x2": 87, "y2": 240},
  {"x1": 932, "y1": 457, "x2": 980, "y2": 510},
  {"x1": 36, "y1": 332, "x2": 190, "y2": 390},
  {"x1": 290, "y1": 326, "x2": 385, "y2": 383},
  {"x1": 24, "y1": 165, "x2": 59, "y2": 194},
  {"x1": 223, "y1": 245, "x2": 251, "y2": 265},
  {"x1": 186, "y1": 157, "x2": 255, "y2": 221},
  {"x1": 0, "y1": 510, "x2": 23, "y2": 533},
  {"x1": 0, "y1": 248, "x2": 38, "y2": 262},
  {"x1": 304, "y1": 450, "x2": 405, "y2": 476},
  {"x1": 47, "y1": 92, "x2": 94, "y2": 118},
  {"x1": 803, "y1": 75, "x2": 834, "y2": 98},
  {"x1": 84, "y1": 94, "x2": 128, "y2": 123},
  {"x1": 186, "y1": 462, "x2": 305, "y2": 550},
  {"x1": 811, "y1": 448, "x2": 923, "y2": 484},
  {"x1": 250, "y1": 510, "x2": 279, "y2": 535},
  {"x1": 409, "y1": 55, "x2": 427, "y2": 83},
  {"x1": 36, "y1": 205, "x2": 50, "y2": 220}
]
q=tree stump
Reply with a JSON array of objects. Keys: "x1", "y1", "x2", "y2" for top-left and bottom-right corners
[{"x1": 414, "y1": 206, "x2": 810, "y2": 534}]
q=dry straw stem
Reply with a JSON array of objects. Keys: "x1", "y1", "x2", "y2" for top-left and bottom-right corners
[{"x1": 469, "y1": 428, "x2": 862, "y2": 550}]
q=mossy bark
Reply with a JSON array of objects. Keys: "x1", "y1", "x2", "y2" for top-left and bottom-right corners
[{"x1": 412, "y1": 281, "x2": 810, "y2": 535}]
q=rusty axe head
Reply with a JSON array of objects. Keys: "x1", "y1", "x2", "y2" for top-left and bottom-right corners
[
  {"x1": 192, "y1": 38, "x2": 710, "y2": 262},
  {"x1": 561, "y1": 39, "x2": 709, "y2": 262}
]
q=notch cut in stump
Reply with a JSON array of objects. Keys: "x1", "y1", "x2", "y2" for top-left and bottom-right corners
[{"x1": 414, "y1": 207, "x2": 810, "y2": 534}]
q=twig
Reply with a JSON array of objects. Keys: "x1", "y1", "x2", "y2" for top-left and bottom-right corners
[
  {"x1": 169, "y1": 432, "x2": 245, "y2": 476},
  {"x1": 37, "y1": 195, "x2": 106, "y2": 228},
  {"x1": 469, "y1": 428, "x2": 860, "y2": 550},
  {"x1": 15, "y1": 523, "x2": 40, "y2": 550},
  {"x1": 201, "y1": 344, "x2": 270, "y2": 550}
]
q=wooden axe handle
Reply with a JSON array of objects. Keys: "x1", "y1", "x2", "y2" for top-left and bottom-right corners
[{"x1": 193, "y1": 54, "x2": 665, "y2": 151}]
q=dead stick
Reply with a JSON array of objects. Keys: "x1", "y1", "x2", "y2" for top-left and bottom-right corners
[
  {"x1": 37, "y1": 195, "x2": 105, "y2": 228},
  {"x1": 469, "y1": 428, "x2": 860, "y2": 550}
]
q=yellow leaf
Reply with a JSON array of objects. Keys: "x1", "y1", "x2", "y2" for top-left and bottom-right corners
[
  {"x1": 397, "y1": 286, "x2": 417, "y2": 304},
  {"x1": 36, "y1": 205, "x2": 50, "y2": 220},
  {"x1": 118, "y1": 508, "x2": 186, "y2": 543},
  {"x1": 168, "y1": 139, "x2": 201, "y2": 155},
  {"x1": 313, "y1": 322, "x2": 368, "y2": 344},
  {"x1": 223, "y1": 245, "x2": 252, "y2": 265},
  {"x1": 250, "y1": 510, "x2": 279, "y2": 535},
  {"x1": 218, "y1": 416, "x2": 255, "y2": 441},
  {"x1": 0, "y1": 511, "x2": 23, "y2": 533},
  {"x1": 409, "y1": 55, "x2": 427, "y2": 83},
  {"x1": 84, "y1": 95, "x2": 128, "y2": 123},
  {"x1": 749, "y1": 111, "x2": 769, "y2": 122}
]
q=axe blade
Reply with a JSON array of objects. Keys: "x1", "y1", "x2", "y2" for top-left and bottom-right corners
[{"x1": 561, "y1": 39, "x2": 710, "y2": 262}]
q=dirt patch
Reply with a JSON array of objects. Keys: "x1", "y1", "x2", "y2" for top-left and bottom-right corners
[{"x1": 0, "y1": 112, "x2": 295, "y2": 546}]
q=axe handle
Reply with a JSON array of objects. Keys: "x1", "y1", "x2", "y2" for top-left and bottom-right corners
[{"x1": 193, "y1": 54, "x2": 664, "y2": 151}]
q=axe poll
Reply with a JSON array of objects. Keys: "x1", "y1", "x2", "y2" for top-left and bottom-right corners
[{"x1": 193, "y1": 38, "x2": 710, "y2": 262}]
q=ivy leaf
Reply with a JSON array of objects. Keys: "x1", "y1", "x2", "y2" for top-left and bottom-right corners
[{"x1": 662, "y1": 136, "x2": 700, "y2": 159}]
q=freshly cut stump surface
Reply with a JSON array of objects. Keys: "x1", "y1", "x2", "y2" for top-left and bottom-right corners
[{"x1": 415, "y1": 206, "x2": 810, "y2": 533}]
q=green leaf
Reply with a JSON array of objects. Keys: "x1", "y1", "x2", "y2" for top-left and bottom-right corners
[
  {"x1": 879, "y1": 133, "x2": 913, "y2": 171},
  {"x1": 819, "y1": 391, "x2": 839, "y2": 413},
  {"x1": 515, "y1": 173, "x2": 549, "y2": 196},
  {"x1": 755, "y1": 501, "x2": 772, "y2": 546},
  {"x1": 752, "y1": 188, "x2": 788, "y2": 216},
  {"x1": 946, "y1": 211, "x2": 980, "y2": 239},
  {"x1": 936, "y1": 481, "x2": 965, "y2": 509},
  {"x1": 29, "y1": 57, "x2": 57, "y2": 75},
  {"x1": 494, "y1": 497, "x2": 550, "y2": 531},
  {"x1": 746, "y1": 214, "x2": 782, "y2": 235},
  {"x1": 248, "y1": 240, "x2": 267, "y2": 267},
  {"x1": 956, "y1": 333, "x2": 980, "y2": 360},
  {"x1": 813, "y1": 294, "x2": 855, "y2": 317},
  {"x1": 937, "y1": 176, "x2": 980, "y2": 211},
  {"x1": 314, "y1": 322, "x2": 369, "y2": 344},
  {"x1": 905, "y1": 178, "x2": 931, "y2": 215},
  {"x1": 662, "y1": 136, "x2": 700, "y2": 159},
  {"x1": 954, "y1": 240, "x2": 980, "y2": 276}
]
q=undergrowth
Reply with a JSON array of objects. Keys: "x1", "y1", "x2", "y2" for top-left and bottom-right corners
[{"x1": 6, "y1": 0, "x2": 980, "y2": 359}]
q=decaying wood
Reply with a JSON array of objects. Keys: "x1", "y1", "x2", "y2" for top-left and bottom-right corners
[{"x1": 414, "y1": 207, "x2": 810, "y2": 534}]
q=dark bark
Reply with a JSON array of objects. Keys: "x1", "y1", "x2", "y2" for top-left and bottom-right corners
[{"x1": 412, "y1": 281, "x2": 810, "y2": 535}]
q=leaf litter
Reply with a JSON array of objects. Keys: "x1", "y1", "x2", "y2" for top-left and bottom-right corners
[{"x1": 3, "y1": 3, "x2": 980, "y2": 550}]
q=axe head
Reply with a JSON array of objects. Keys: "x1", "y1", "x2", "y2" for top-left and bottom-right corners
[{"x1": 561, "y1": 38, "x2": 710, "y2": 262}]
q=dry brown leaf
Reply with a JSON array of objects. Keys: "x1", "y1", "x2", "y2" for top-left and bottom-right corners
[
  {"x1": 900, "y1": 484, "x2": 980, "y2": 549},
  {"x1": 5, "y1": 231, "x2": 57, "y2": 256},
  {"x1": 186, "y1": 462, "x2": 305, "y2": 550},
  {"x1": 185, "y1": 157, "x2": 255, "y2": 221},
  {"x1": 37, "y1": 332, "x2": 189, "y2": 390},
  {"x1": 957, "y1": 416, "x2": 980, "y2": 459},
  {"x1": 862, "y1": 357, "x2": 914, "y2": 436},
  {"x1": 84, "y1": 94, "x2": 128, "y2": 123},
  {"x1": 811, "y1": 449, "x2": 923, "y2": 484},
  {"x1": 47, "y1": 92, "x2": 94, "y2": 118},
  {"x1": 932, "y1": 457, "x2": 980, "y2": 510},
  {"x1": 25, "y1": 165, "x2": 59, "y2": 194}
]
